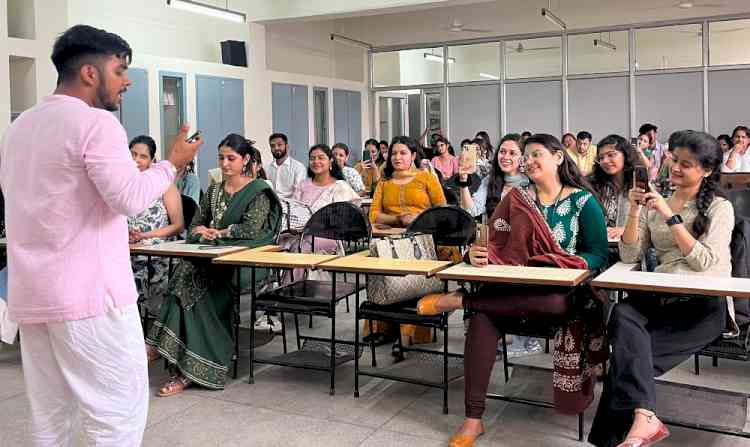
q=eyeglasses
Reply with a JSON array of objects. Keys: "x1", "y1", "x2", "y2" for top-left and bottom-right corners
[{"x1": 309, "y1": 155, "x2": 329, "y2": 162}]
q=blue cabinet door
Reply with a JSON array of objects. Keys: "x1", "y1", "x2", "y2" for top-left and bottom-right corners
[
  {"x1": 272, "y1": 82, "x2": 309, "y2": 162},
  {"x1": 196, "y1": 75, "x2": 246, "y2": 191},
  {"x1": 119, "y1": 67, "x2": 149, "y2": 141},
  {"x1": 333, "y1": 89, "x2": 362, "y2": 162}
]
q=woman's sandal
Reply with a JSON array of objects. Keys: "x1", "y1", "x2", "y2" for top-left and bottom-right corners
[
  {"x1": 157, "y1": 376, "x2": 191, "y2": 397},
  {"x1": 416, "y1": 293, "x2": 445, "y2": 316},
  {"x1": 449, "y1": 429, "x2": 484, "y2": 447},
  {"x1": 146, "y1": 345, "x2": 161, "y2": 363},
  {"x1": 616, "y1": 410, "x2": 670, "y2": 447}
]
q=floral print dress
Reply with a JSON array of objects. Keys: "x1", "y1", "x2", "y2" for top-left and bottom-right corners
[{"x1": 128, "y1": 197, "x2": 171, "y2": 313}]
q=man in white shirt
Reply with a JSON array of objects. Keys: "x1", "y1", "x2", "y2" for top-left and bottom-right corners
[
  {"x1": 265, "y1": 133, "x2": 306, "y2": 200},
  {"x1": 722, "y1": 125, "x2": 750, "y2": 173},
  {"x1": 639, "y1": 123, "x2": 668, "y2": 173}
]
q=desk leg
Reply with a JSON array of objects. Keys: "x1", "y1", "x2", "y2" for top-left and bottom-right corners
[
  {"x1": 354, "y1": 273, "x2": 360, "y2": 399},
  {"x1": 330, "y1": 271, "x2": 337, "y2": 396},
  {"x1": 233, "y1": 267, "x2": 241, "y2": 379},
  {"x1": 443, "y1": 312, "x2": 449, "y2": 415},
  {"x1": 249, "y1": 266, "x2": 256, "y2": 384}
]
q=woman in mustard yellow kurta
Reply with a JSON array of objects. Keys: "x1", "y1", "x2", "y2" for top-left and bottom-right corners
[{"x1": 366, "y1": 136, "x2": 447, "y2": 346}]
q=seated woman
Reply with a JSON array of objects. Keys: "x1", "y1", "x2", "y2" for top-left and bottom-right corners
[
  {"x1": 458, "y1": 133, "x2": 529, "y2": 218},
  {"x1": 634, "y1": 133, "x2": 656, "y2": 180},
  {"x1": 367, "y1": 136, "x2": 447, "y2": 346},
  {"x1": 145, "y1": 134, "x2": 282, "y2": 396},
  {"x1": 589, "y1": 131, "x2": 735, "y2": 447},
  {"x1": 281, "y1": 144, "x2": 360, "y2": 256},
  {"x1": 128, "y1": 135, "x2": 185, "y2": 313},
  {"x1": 418, "y1": 134, "x2": 608, "y2": 447},
  {"x1": 354, "y1": 138, "x2": 385, "y2": 196},
  {"x1": 332, "y1": 142, "x2": 366, "y2": 196},
  {"x1": 590, "y1": 134, "x2": 638, "y2": 243},
  {"x1": 431, "y1": 136, "x2": 459, "y2": 179}
]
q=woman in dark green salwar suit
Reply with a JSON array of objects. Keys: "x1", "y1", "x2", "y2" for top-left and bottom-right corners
[{"x1": 146, "y1": 134, "x2": 281, "y2": 396}]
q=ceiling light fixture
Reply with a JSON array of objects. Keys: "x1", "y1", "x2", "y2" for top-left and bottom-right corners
[
  {"x1": 593, "y1": 39, "x2": 616, "y2": 51},
  {"x1": 677, "y1": 2, "x2": 694, "y2": 8},
  {"x1": 330, "y1": 34, "x2": 372, "y2": 49},
  {"x1": 541, "y1": 7, "x2": 567, "y2": 30},
  {"x1": 167, "y1": 0, "x2": 246, "y2": 23},
  {"x1": 479, "y1": 72, "x2": 499, "y2": 80},
  {"x1": 424, "y1": 53, "x2": 455, "y2": 64}
]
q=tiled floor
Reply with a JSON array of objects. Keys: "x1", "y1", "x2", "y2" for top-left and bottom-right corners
[{"x1": 2, "y1": 298, "x2": 750, "y2": 446}]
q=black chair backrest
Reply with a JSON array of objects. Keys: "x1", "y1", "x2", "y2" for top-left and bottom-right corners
[
  {"x1": 181, "y1": 195, "x2": 198, "y2": 228},
  {"x1": 727, "y1": 188, "x2": 750, "y2": 220},
  {"x1": 443, "y1": 186, "x2": 459, "y2": 206},
  {"x1": 302, "y1": 201, "x2": 371, "y2": 243},
  {"x1": 406, "y1": 205, "x2": 476, "y2": 247}
]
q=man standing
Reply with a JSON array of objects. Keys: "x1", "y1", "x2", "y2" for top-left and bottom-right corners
[
  {"x1": 566, "y1": 131, "x2": 596, "y2": 176},
  {"x1": 0, "y1": 25, "x2": 201, "y2": 445},
  {"x1": 639, "y1": 123, "x2": 668, "y2": 173},
  {"x1": 265, "y1": 132, "x2": 306, "y2": 200}
]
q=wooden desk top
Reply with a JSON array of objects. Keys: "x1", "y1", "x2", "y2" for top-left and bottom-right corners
[
  {"x1": 319, "y1": 254, "x2": 451, "y2": 276},
  {"x1": 371, "y1": 227, "x2": 406, "y2": 238},
  {"x1": 0, "y1": 238, "x2": 6, "y2": 248},
  {"x1": 435, "y1": 263, "x2": 591, "y2": 287},
  {"x1": 128, "y1": 240, "x2": 249, "y2": 258},
  {"x1": 592, "y1": 262, "x2": 750, "y2": 298},
  {"x1": 212, "y1": 250, "x2": 339, "y2": 269}
]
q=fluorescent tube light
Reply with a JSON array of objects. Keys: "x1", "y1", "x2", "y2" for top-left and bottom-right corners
[
  {"x1": 541, "y1": 7, "x2": 566, "y2": 30},
  {"x1": 479, "y1": 72, "x2": 499, "y2": 80},
  {"x1": 424, "y1": 53, "x2": 455, "y2": 64},
  {"x1": 167, "y1": 0, "x2": 246, "y2": 23},
  {"x1": 593, "y1": 39, "x2": 616, "y2": 51}
]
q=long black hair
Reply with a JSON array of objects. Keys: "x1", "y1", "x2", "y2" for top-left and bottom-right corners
[
  {"x1": 218, "y1": 133, "x2": 265, "y2": 179},
  {"x1": 486, "y1": 133, "x2": 522, "y2": 217},
  {"x1": 307, "y1": 144, "x2": 344, "y2": 181},
  {"x1": 590, "y1": 134, "x2": 638, "y2": 201},
  {"x1": 433, "y1": 135, "x2": 455, "y2": 156},
  {"x1": 383, "y1": 136, "x2": 422, "y2": 179},
  {"x1": 523, "y1": 133, "x2": 597, "y2": 196},
  {"x1": 474, "y1": 131, "x2": 493, "y2": 160},
  {"x1": 669, "y1": 130, "x2": 724, "y2": 238}
]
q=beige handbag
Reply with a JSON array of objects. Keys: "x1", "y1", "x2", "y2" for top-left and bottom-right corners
[{"x1": 366, "y1": 233, "x2": 445, "y2": 305}]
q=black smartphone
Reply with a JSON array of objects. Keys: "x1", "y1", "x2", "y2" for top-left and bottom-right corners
[
  {"x1": 363, "y1": 149, "x2": 371, "y2": 162},
  {"x1": 630, "y1": 137, "x2": 638, "y2": 147},
  {"x1": 634, "y1": 166, "x2": 649, "y2": 191},
  {"x1": 186, "y1": 130, "x2": 202, "y2": 143}
]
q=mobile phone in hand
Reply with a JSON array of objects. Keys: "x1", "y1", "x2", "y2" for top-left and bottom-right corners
[
  {"x1": 186, "y1": 130, "x2": 202, "y2": 143},
  {"x1": 634, "y1": 166, "x2": 649, "y2": 191}
]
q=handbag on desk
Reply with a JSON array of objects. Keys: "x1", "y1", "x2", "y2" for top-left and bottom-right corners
[
  {"x1": 280, "y1": 198, "x2": 313, "y2": 232},
  {"x1": 366, "y1": 233, "x2": 444, "y2": 305}
]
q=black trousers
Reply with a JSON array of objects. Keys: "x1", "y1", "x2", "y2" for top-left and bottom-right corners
[{"x1": 588, "y1": 294, "x2": 726, "y2": 447}]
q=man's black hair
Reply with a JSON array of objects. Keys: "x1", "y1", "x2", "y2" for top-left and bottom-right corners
[{"x1": 51, "y1": 25, "x2": 132, "y2": 85}]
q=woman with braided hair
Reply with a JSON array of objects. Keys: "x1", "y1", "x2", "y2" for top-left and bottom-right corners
[{"x1": 589, "y1": 130, "x2": 736, "y2": 447}]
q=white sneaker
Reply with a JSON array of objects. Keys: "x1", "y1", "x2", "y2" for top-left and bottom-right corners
[{"x1": 254, "y1": 313, "x2": 283, "y2": 333}]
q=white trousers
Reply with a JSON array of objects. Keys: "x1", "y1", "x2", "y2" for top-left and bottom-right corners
[{"x1": 19, "y1": 303, "x2": 149, "y2": 447}]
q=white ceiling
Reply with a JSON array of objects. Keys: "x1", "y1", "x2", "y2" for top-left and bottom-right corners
[{"x1": 264, "y1": 0, "x2": 750, "y2": 47}]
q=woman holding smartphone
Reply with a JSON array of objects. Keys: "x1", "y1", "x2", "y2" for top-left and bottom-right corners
[
  {"x1": 146, "y1": 134, "x2": 282, "y2": 396},
  {"x1": 418, "y1": 134, "x2": 608, "y2": 447},
  {"x1": 458, "y1": 134, "x2": 529, "y2": 218},
  {"x1": 589, "y1": 130, "x2": 735, "y2": 447},
  {"x1": 354, "y1": 138, "x2": 385, "y2": 195}
]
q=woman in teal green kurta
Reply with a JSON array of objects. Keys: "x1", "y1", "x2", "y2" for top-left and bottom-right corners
[{"x1": 146, "y1": 134, "x2": 281, "y2": 396}]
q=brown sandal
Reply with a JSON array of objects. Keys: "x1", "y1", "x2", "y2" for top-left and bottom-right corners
[{"x1": 157, "y1": 376, "x2": 191, "y2": 397}]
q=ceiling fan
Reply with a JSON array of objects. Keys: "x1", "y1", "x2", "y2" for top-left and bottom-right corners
[
  {"x1": 506, "y1": 41, "x2": 559, "y2": 53},
  {"x1": 443, "y1": 20, "x2": 493, "y2": 34}
]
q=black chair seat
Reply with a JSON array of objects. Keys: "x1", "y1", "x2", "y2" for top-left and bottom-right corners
[
  {"x1": 698, "y1": 325, "x2": 750, "y2": 361},
  {"x1": 255, "y1": 280, "x2": 361, "y2": 315},
  {"x1": 359, "y1": 299, "x2": 445, "y2": 327}
]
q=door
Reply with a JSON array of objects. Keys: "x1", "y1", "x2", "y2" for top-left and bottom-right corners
[
  {"x1": 423, "y1": 88, "x2": 443, "y2": 144},
  {"x1": 313, "y1": 87, "x2": 328, "y2": 145},
  {"x1": 272, "y1": 83, "x2": 309, "y2": 161},
  {"x1": 120, "y1": 67, "x2": 149, "y2": 142},
  {"x1": 196, "y1": 75, "x2": 245, "y2": 191},
  {"x1": 333, "y1": 89, "x2": 362, "y2": 162}
]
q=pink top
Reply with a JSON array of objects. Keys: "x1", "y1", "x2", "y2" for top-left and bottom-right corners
[
  {"x1": 0, "y1": 95, "x2": 176, "y2": 324},
  {"x1": 431, "y1": 155, "x2": 459, "y2": 179}
]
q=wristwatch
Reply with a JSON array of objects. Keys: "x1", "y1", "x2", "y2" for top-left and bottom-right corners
[{"x1": 665, "y1": 214, "x2": 683, "y2": 226}]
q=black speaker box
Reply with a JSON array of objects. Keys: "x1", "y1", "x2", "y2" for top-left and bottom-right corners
[{"x1": 221, "y1": 40, "x2": 247, "y2": 67}]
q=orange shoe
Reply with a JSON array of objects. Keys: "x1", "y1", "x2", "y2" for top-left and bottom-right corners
[
  {"x1": 417, "y1": 294, "x2": 444, "y2": 316},
  {"x1": 449, "y1": 430, "x2": 484, "y2": 447},
  {"x1": 617, "y1": 410, "x2": 670, "y2": 447}
]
